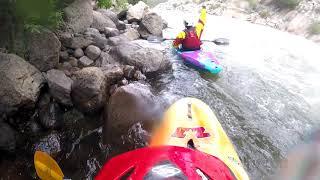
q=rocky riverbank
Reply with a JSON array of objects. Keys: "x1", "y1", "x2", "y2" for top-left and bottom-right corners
[{"x1": 0, "y1": 0, "x2": 170, "y2": 175}]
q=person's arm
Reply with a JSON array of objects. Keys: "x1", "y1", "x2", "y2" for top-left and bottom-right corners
[
  {"x1": 195, "y1": 6, "x2": 207, "y2": 39},
  {"x1": 173, "y1": 31, "x2": 186, "y2": 49}
]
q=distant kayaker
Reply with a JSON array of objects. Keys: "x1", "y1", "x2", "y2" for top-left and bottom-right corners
[{"x1": 173, "y1": 6, "x2": 207, "y2": 51}]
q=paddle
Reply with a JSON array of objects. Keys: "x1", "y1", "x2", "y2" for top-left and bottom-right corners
[
  {"x1": 34, "y1": 151, "x2": 67, "y2": 180},
  {"x1": 147, "y1": 36, "x2": 230, "y2": 45}
]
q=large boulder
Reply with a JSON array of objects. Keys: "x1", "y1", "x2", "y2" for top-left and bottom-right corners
[
  {"x1": 63, "y1": 0, "x2": 93, "y2": 33},
  {"x1": 27, "y1": 29, "x2": 61, "y2": 71},
  {"x1": 126, "y1": 1, "x2": 150, "y2": 23},
  {"x1": 91, "y1": 11, "x2": 116, "y2": 32},
  {"x1": 105, "y1": 82, "x2": 160, "y2": 143},
  {"x1": 138, "y1": 12, "x2": 164, "y2": 39},
  {"x1": 97, "y1": 9, "x2": 119, "y2": 25},
  {"x1": 0, "y1": 53, "x2": 45, "y2": 114},
  {"x1": 46, "y1": 69, "x2": 73, "y2": 106},
  {"x1": 0, "y1": 122, "x2": 16, "y2": 153},
  {"x1": 71, "y1": 67, "x2": 107, "y2": 113},
  {"x1": 121, "y1": 28, "x2": 140, "y2": 41},
  {"x1": 111, "y1": 43, "x2": 171, "y2": 74}
]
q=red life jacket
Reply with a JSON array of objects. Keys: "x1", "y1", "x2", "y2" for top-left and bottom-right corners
[{"x1": 182, "y1": 28, "x2": 201, "y2": 51}]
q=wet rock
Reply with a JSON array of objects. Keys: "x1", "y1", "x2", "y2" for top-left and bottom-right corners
[
  {"x1": 121, "y1": 122, "x2": 150, "y2": 149},
  {"x1": 79, "y1": 56, "x2": 94, "y2": 67},
  {"x1": 39, "y1": 100, "x2": 63, "y2": 129},
  {"x1": 97, "y1": 9, "x2": 119, "y2": 25},
  {"x1": 123, "y1": 65, "x2": 136, "y2": 79},
  {"x1": 104, "y1": 27, "x2": 120, "y2": 38},
  {"x1": 27, "y1": 29, "x2": 61, "y2": 71},
  {"x1": 71, "y1": 67, "x2": 107, "y2": 113},
  {"x1": 105, "y1": 82, "x2": 159, "y2": 143},
  {"x1": 121, "y1": 28, "x2": 140, "y2": 41},
  {"x1": 46, "y1": 69, "x2": 73, "y2": 106},
  {"x1": 0, "y1": 53, "x2": 45, "y2": 114},
  {"x1": 108, "y1": 36, "x2": 129, "y2": 46},
  {"x1": 84, "y1": 28, "x2": 101, "y2": 38},
  {"x1": 33, "y1": 132, "x2": 61, "y2": 156},
  {"x1": 117, "y1": 9, "x2": 127, "y2": 21},
  {"x1": 0, "y1": 122, "x2": 16, "y2": 153},
  {"x1": 101, "y1": 65, "x2": 124, "y2": 84},
  {"x1": 85, "y1": 45, "x2": 101, "y2": 60},
  {"x1": 69, "y1": 57, "x2": 79, "y2": 67},
  {"x1": 63, "y1": 0, "x2": 93, "y2": 33},
  {"x1": 112, "y1": 43, "x2": 171, "y2": 74},
  {"x1": 25, "y1": 121, "x2": 42, "y2": 135},
  {"x1": 74, "y1": 48, "x2": 84, "y2": 58},
  {"x1": 134, "y1": 70, "x2": 146, "y2": 81},
  {"x1": 96, "y1": 52, "x2": 118, "y2": 67},
  {"x1": 118, "y1": 78, "x2": 129, "y2": 86},
  {"x1": 127, "y1": 1, "x2": 150, "y2": 23},
  {"x1": 92, "y1": 11, "x2": 116, "y2": 31},
  {"x1": 60, "y1": 51, "x2": 69, "y2": 62},
  {"x1": 138, "y1": 12, "x2": 164, "y2": 39},
  {"x1": 117, "y1": 21, "x2": 127, "y2": 30}
]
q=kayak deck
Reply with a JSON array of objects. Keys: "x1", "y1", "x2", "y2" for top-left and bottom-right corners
[
  {"x1": 150, "y1": 98, "x2": 249, "y2": 180},
  {"x1": 177, "y1": 50, "x2": 222, "y2": 74}
]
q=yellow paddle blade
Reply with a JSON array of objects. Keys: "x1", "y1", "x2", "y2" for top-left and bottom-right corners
[{"x1": 34, "y1": 151, "x2": 64, "y2": 180}]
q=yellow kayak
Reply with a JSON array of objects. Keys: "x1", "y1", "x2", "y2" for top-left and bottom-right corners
[{"x1": 150, "y1": 98, "x2": 249, "y2": 180}]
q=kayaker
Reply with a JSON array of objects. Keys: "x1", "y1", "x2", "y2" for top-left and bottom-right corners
[{"x1": 173, "y1": 6, "x2": 207, "y2": 51}]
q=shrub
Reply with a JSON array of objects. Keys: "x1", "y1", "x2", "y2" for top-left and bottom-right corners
[
  {"x1": 309, "y1": 22, "x2": 320, "y2": 35},
  {"x1": 97, "y1": 0, "x2": 113, "y2": 8}
]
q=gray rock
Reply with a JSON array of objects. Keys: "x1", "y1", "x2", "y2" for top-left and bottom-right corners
[
  {"x1": 100, "y1": 65, "x2": 124, "y2": 84},
  {"x1": 27, "y1": 29, "x2": 61, "y2": 71},
  {"x1": 104, "y1": 27, "x2": 120, "y2": 37},
  {"x1": 85, "y1": 45, "x2": 101, "y2": 60},
  {"x1": 0, "y1": 53, "x2": 45, "y2": 114},
  {"x1": 46, "y1": 69, "x2": 73, "y2": 106},
  {"x1": 62, "y1": 35, "x2": 93, "y2": 49},
  {"x1": 124, "y1": 20, "x2": 129, "y2": 24},
  {"x1": 108, "y1": 36, "x2": 129, "y2": 46},
  {"x1": 118, "y1": 78, "x2": 129, "y2": 86},
  {"x1": 123, "y1": 65, "x2": 136, "y2": 79},
  {"x1": 62, "y1": 62, "x2": 73, "y2": 70},
  {"x1": 134, "y1": 70, "x2": 146, "y2": 81},
  {"x1": 79, "y1": 56, "x2": 94, "y2": 67},
  {"x1": 138, "y1": 12, "x2": 164, "y2": 39},
  {"x1": 97, "y1": 9, "x2": 119, "y2": 25},
  {"x1": 105, "y1": 82, "x2": 159, "y2": 143},
  {"x1": 121, "y1": 28, "x2": 140, "y2": 41},
  {"x1": 84, "y1": 28, "x2": 101, "y2": 38},
  {"x1": 74, "y1": 48, "x2": 84, "y2": 58},
  {"x1": 60, "y1": 51, "x2": 69, "y2": 62},
  {"x1": 91, "y1": 35, "x2": 109, "y2": 49},
  {"x1": 96, "y1": 52, "x2": 118, "y2": 67},
  {"x1": 63, "y1": 0, "x2": 93, "y2": 33},
  {"x1": 127, "y1": 1, "x2": 150, "y2": 23},
  {"x1": 117, "y1": 21, "x2": 127, "y2": 30},
  {"x1": 33, "y1": 132, "x2": 61, "y2": 156},
  {"x1": 69, "y1": 57, "x2": 79, "y2": 67},
  {"x1": 39, "y1": 100, "x2": 63, "y2": 129},
  {"x1": 0, "y1": 122, "x2": 16, "y2": 153},
  {"x1": 71, "y1": 67, "x2": 107, "y2": 113},
  {"x1": 92, "y1": 11, "x2": 116, "y2": 31}
]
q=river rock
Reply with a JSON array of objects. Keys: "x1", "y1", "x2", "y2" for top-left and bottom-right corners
[
  {"x1": 71, "y1": 67, "x2": 107, "y2": 113},
  {"x1": 27, "y1": 29, "x2": 61, "y2": 71},
  {"x1": 138, "y1": 12, "x2": 164, "y2": 39},
  {"x1": 117, "y1": 21, "x2": 126, "y2": 30},
  {"x1": 79, "y1": 56, "x2": 94, "y2": 67},
  {"x1": 105, "y1": 82, "x2": 159, "y2": 142},
  {"x1": 60, "y1": 34, "x2": 93, "y2": 49},
  {"x1": 127, "y1": 1, "x2": 150, "y2": 23},
  {"x1": 134, "y1": 70, "x2": 146, "y2": 81},
  {"x1": 123, "y1": 65, "x2": 136, "y2": 79},
  {"x1": 96, "y1": 52, "x2": 118, "y2": 67},
  {"x1": 100, "y1": 65, "x2": 124, "y2": 84},
  {"x1": 92, "y1": 11, "x2": 116, "y2": 32},
  {"x1": 74, "y1": 48, "x2": 84, "y2": 58},
  {"x1": 112, "y1": 43, "x2": 171, "y2": 74},
  {"x1": 121, "y1": 28, "x2": 140, "y2": 41},
  {"x1": 97, "y1": 9, "x2": 119, "y2": 25},
  {"x1": 39, "y1": 100, "x2": 63, "y2": 129},
  {"x1": 33, "y1": 132, "x2": 61, "y2": 156},
  {"x1": 117, "y1": 9, "x2": 127, "y2": 21},
  {"x1": 118, "y1": 78, "x2": 129, "y2": 86},
  {"x1": 69, "y1": 57, "x2": 79, "y2": 67},
  {"x1": 63, "y1": 0, "x2": 93, "y2": 33},
  {"x1": 46, "y1": 69, "x2": 73, "y2": 106},
  {"x1": 85, "y1": 45, "x2": 101, "y2": 60},
  {"x1": 84, "y1": 28, "x2": 101, "y2": 38},
  {"x1": 0, "y1": 53, "x2": 45, "y2": 114},
  {"x1": 104, "y1": 27, "x2": 120, "y2": 37},
  {"x1": 91, "y1": 35, "x2": 109, "y2": 49},
  {"x1": 108, "y1": 36, "x2": 129, "y2": 46},
  {"x1": 59, "y1": 51, "x2": 69, "y2": 62},
  {"x1": 0, "y1": 122, "x2": 16, "y2": 153}
]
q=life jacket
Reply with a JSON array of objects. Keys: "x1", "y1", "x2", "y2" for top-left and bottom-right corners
[{"x1": 182, "y1": 27, "x2": 201, "y2": 51}]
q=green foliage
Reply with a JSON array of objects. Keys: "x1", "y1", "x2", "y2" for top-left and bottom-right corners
[
  {"x1": 97, "y1": 0, "x2": 113, "y2": 8},
  {"x1": 247, "y1": 0, "x2": 258, "y2": 9},
  {"x1": 275, "y1": 0, "x2": 301, "y2": 9},
  {"x1": 116, "y1": 0, "x2": 129, "y2": 9},
  {"x1": 309, "y1": 22, "x2": 320, "y2": 35}
]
